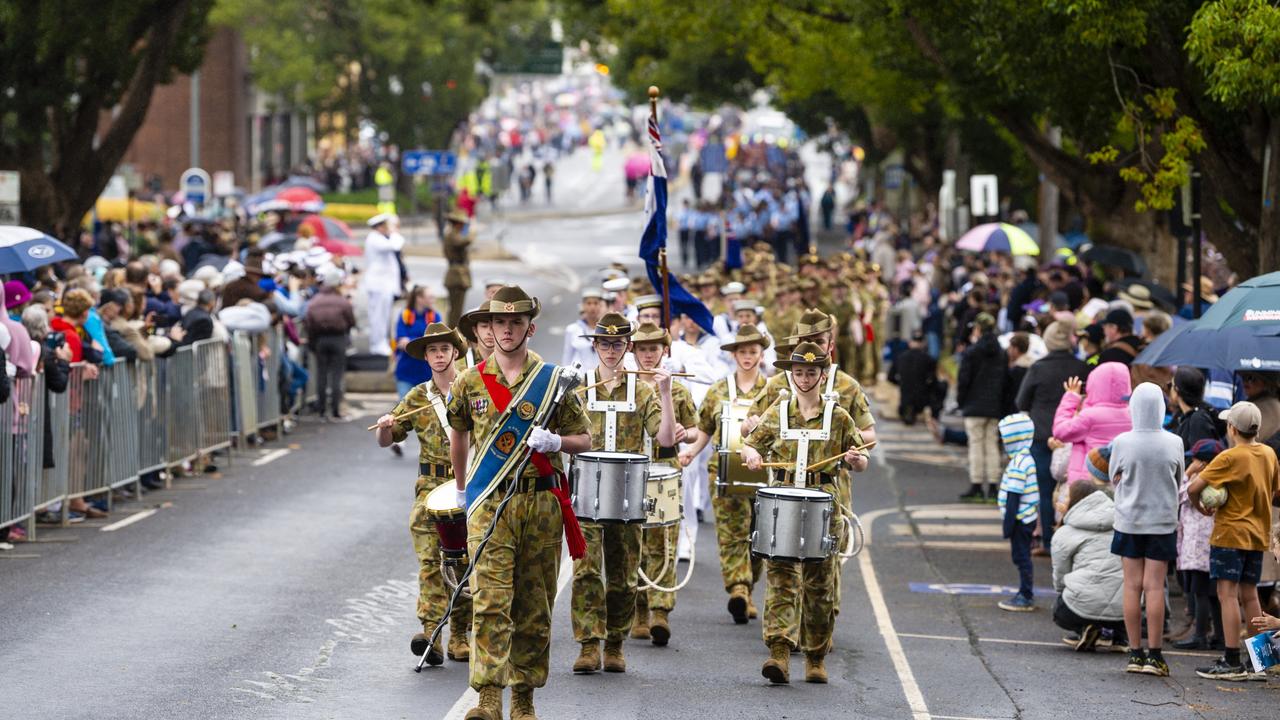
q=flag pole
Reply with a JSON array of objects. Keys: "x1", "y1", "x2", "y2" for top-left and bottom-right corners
[{"x1": 650, "y1": 85, "x2": 671, "y2": 330}]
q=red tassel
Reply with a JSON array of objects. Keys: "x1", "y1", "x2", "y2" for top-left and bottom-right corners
[{"x1": 550, "y1": 472, "x2": 586, "y2": 559}]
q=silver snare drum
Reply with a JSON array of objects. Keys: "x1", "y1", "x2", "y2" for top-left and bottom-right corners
[
  {"x1": 571, "y1": 451, "x2": 650, "y2": 523},
  {"x1": 643, "y1": 465, "x2": 683, "y2": 527},
  {"x1": 750, "y1": 487, "x2": 836, "y2": 562}
]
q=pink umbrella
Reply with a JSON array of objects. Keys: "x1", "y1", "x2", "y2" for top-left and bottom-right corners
[
  {"x1": 624, "y1": 152, "x2": 650, "y2": 180},
  {"x1": 265, "y1": 186, "x2": 325, "y2": 213}
]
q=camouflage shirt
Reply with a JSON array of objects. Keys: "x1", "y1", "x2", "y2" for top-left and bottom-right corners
[
  {"x1": 697, "y1": 372, "x2": 768, "y2": 474},
  {"x1": 583, "y1": 370, "x2": 662, "y2": 454},
  {"x1": 750, "y1": 367, "x2": 875, "y2": 431},
  {"x1": 640, "y1": 378, "x2": 697, "y2": 467},
  {"x1": 390, "y1": 379, "x2": 454, "y2": 465},
  {"x1": 745, "y1": 395, "x2": 862, "y2": 488},
  {"x1": 446, "y1": 350, "x2": 591, "y2": 480}
]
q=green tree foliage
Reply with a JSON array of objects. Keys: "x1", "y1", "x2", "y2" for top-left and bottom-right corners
[{"x1": 0, "y1": 0, "x2": 216, "y2": 234}]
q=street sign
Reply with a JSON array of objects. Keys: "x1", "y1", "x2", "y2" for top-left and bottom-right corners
[
  {"x1": 213, "y1": 171, "x2": 235, "y2": 197},
  {"x1": 180, "y1": 167, "x2": 211, "y2": 205},
  {"x1": 0, "y1": 171, "x2": 19, "y2": 226},
  {"x1": 401, "y1": 150, "x2": 457, "y2": 177},
  {"x1": 970, "y1": 174, "x2": 999, "y2": 217}
]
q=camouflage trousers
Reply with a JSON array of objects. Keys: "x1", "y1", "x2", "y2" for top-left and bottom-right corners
[
  {"x1": 466, "y1": 489, "x2": 563, "y2": 690},
  {"x1": 762, "y1": 502, "x2": 843, "y2": 653},
  {"x1": 571, "y1": 522, "x2": 641, "y2": 643},
  {"x1": 410, "y1": 485, "x2": 472, "y2": 635},
  {"x1": 638, "y1": 524, "x2": 677, "y2": 612},
  {"x1": 709, "y1": 471, "x2": 762, "y2": 593}
]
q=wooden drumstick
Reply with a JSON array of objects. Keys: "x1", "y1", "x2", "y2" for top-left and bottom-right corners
[
  {"x1": 575, "y1": 376, "x2": 615, "y2": 394},
  {"x1": 807, "y1": 441, "x2": 878, "y2": 472},
  {"x1": 366, "y1": 404, "x2": 432, "y2": 431},
  {"x1": 622, "y1": 369, "x2": 696, "y2": 378}
]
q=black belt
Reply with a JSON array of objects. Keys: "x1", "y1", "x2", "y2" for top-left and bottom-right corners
[
  {"x1": 495, "y1": 473, "x2": 557, "y2": 494},
  {"x1": 655, "y1": 446, "x2": 678, "y2": 460},
  {"x1": 777, "y1": 471, "x2": 838, "y2": 487},
  {"x1": 419, "y1": 462, "x2": 451, "y2": 478}
]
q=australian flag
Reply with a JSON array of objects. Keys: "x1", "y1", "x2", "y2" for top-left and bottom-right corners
[{"x1": 638, "y1": 114, "x2": 715, "y2": 333}]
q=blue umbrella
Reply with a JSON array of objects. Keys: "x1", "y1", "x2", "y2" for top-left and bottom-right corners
[
  {"x1": 0, "y1": 226, "x2": 79, "y2": 273},
  {"x1": 1188, "y1": 271, "x2": 1280, "y2": 329},
  {"x1": 1136, "y1": 320, "x2": 1280, "y2": 372}
]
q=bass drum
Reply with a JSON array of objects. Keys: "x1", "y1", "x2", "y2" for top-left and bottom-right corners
[
  {"x1": 750, "y1": 486, "x2": 835, "y2": 562},
  {"x1": 571, "y1": 451, "x2": 650, "y2": 523},
  {"x1": 643, "y1": 465, "x2": 682, "y2": 527}
]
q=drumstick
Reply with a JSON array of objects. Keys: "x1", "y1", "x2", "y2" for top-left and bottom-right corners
[
  {"x1": 575, "y1": 376, "x2": 614, "y2": 394},
  {"x1": 807, "y1": 441, "x2": 878, "y2": 472},
  {"x1": 622, "y1": 369, "x2": 696, "y2": 378},
  {"x1": 366, "y1": 404, "x2": 432, "y2": 431}
]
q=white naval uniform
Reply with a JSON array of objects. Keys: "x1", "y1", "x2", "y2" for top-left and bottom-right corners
[
  {"x1": 561, "y1": 318, "x2": 599, "y2": 371},
  {"x1": 361, "y1": 229, "x2": 404, "y2": 355}
]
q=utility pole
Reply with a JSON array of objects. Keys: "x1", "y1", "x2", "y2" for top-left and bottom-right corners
[{"x1": 190, "y1": 70, "x2": 201, "y2": 167}]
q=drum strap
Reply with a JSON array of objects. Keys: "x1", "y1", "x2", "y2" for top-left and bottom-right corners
[
  {"x1": 586, "y1": 368, "x2": 635, "y2": 453},
  {"x1": 779, "y1": 396, "x2": 835, "y2": 482},
  {"x1": 426, "y1": 383, "x2": 449, "y2": 430},
  {"x1": 465, "y1": 348, "x2": 476, "y2": 369},
  {"x1": 471, "y1": 360, "x2": 586, "y2": 559}
]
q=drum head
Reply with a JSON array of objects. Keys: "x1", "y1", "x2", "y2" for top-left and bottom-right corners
[
  {"x1": 425, "y1": 482, "x2": 463, "y2": 516},
  {"x1": 646, "y1": 466, "x2": 680, "y2": 481},
  {"x1": 578, "y1": 451, "x2": 649, "y2": 463},
  {"x1": 757, "y1": 486, "x2": 832, "y2": 501}
]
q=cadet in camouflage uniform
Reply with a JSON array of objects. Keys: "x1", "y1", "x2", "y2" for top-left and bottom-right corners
[
  {"x1": 628, "y1": 322, "x2": 698, "y2": 647},
  {"x1": 443, "y1": 209, "x2": 473, "y2": 327},
  {"x1": 571, "y1": 313, "x2": 677, "y2": 675},
  {"x1": 374, "y1": 322, "x2": 472, "y2": 665},
  {"x1": 679, "y1": 324, "x2": 771, "y2": 623},
  {"x1": 445, "y1": 286, "x2": 593, "y2": 720},
  {"x1": 455, "y1": 301, "x2": 495, "y2": 371},
  {"x1": 742, "y1": 343, "x2": 870, "y2": 685}
]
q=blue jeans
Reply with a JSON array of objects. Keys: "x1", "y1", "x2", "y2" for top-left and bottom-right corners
[
  {"x1": 1029, "y1": 440, "x2": 1055, "y2": 549},
  {"x1": 1010, "y1": 521, "x2": 1034, "y2": 599}
]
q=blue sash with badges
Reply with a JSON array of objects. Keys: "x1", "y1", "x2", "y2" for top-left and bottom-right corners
[{"x1": 466, "y1": 360, "x2": 561, "y2": 517}]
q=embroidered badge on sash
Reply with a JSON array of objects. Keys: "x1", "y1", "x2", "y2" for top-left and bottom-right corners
[
  {"x1": 495, "y1": 430, "x2": 517, "y2": 454},
  {"x1": 516, "y1": 400, "x2": 536, "y2": 420}
]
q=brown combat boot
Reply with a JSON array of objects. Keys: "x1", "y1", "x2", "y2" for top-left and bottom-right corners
[
  {"x1": 572, "y1": 640, "x2": 601, "y2": 674},
  {"x1": 727, "y1": 584, "x2": 750, "y2": 624},
  {"x1": 411, "y1": 632, "x2": 444, "y2": 665},
  {"x1": 463, "y1": 686, "x2": 502, "y2": 720},
  {"x1": 761, "y1": 641, "x2": 791, "y2": 684},
  {"x1": 447, "y1": 630, "x2": 470, "y2": 662},
  {"x1": 650, "y1": 609, "x2": 671, "y2": 646},
  {"x1": 804, "y1": 653, "x2": 829, "y2": 683},
  {"x1": 747, "y1": 593, "x2": 759, "y2": 620},
  {"x1": 510, "y1": 686, "x2": 537, "y2": 720},
  {"x1": 630, "y1": 606, "x2": 651, "y2": 640},
  {"x1": 603, "y1": 640, "x2": 627, "y2": 673}
]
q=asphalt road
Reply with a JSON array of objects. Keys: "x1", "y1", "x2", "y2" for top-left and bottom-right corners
[{"x1": 2, "y1": 144, "x2": 1276, "y2": 719}]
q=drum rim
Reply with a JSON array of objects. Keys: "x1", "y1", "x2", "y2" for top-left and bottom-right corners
[
  {"x1": 576, "y1": 450, "x2": 650, "y2": 462},
  {"x1": 646, "y1": 466, "x2": 681, "y2": 479},
  {"x1": 756, "y1": 486, "x2": 833, "y2": 500},
  {"x1": 425, "y1": 482, "x2": 465, "y2": 515}
]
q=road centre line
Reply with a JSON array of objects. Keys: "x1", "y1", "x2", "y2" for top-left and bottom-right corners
[
  {"x1": 252, "y1": 448, "x2": 291, "y2": 467},
  {"x1": 100, "y1": 508, "x2": 158, "y2": 532}
]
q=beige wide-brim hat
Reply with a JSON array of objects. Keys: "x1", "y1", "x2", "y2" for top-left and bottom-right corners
[
  {"x1": 483, "y1": 285, "x2": 541, "y2": 319},
  {"x1": 630, "y1": 322, "x2": 670, "y2": 347},
  {"x1": 405, "y1": 322, "x2": 466, "y2": 360},
  {"x1": 580, "y1": 312, "x2": 634, "y2": 339},
  {"x1": 773, "y1": 341, "x2": 830, "y2": 371},
  {"x1": 720, "y1": 324, "x2": 771, "y2": 351}
]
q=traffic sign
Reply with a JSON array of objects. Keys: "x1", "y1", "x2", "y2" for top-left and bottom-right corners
[
  {"x1": 180, "y1": 167, "x2": 211, "y2": 205},
  {"x1": 970, "y1": 174, "x2": 999, "y2": 217},
  {"x1": 0, "y1": 171, "x2": 18, "y2": 226},
  {"x1": 213, "y1": 171, "x2": 236, "y2": 197},
  {"x1": 401, "y1": 150, "x2": 458, "y2": 177}
]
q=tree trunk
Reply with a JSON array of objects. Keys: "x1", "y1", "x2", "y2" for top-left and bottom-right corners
[{"x1": 1258, "y1": 114, "x2": 1280, "y2": 276}]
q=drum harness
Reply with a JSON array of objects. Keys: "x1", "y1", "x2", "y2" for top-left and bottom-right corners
[{"x1": 415, "y1": 363, "x2": 585, "y2": 672}]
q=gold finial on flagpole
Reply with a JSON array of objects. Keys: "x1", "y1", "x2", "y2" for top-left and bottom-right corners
[{"x1": 649, "y1": 86, "x2": 659, "y2": 119}]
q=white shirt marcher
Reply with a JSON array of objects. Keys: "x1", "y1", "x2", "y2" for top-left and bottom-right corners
[
  {"x1": 362, "y1": 228, "x2": 404, "y2": 355},
  {"x1": 561, "y1": 318, "x2": 599, "y2": 372}
]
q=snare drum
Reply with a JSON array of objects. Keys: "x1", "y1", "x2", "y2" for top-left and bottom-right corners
[
  {"x1": 425, "y1": 482, "x2": 469, "y2": 565},
  {"x1": 750, "y1": 487, "x2": 836, "y2": 562},
  {"x1": 717, "y1": 400, "x2": 769, "y2": 497},
  {"x1": 643, "y1": 465, "x2": 683, "y2": 527},
  {"x1": 571, "y1": 451, "x2": 650, "y2": 523}
]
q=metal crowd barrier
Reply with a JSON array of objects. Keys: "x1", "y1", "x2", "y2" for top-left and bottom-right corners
[{"x1": 2, "y1": 329, "x2": 281, "y2": 534}]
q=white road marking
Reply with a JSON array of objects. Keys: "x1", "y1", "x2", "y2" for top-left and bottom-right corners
[
  {"x1": 252, "y1": 448, "x2": 291, "y2": 466},
  {"x1": 857, "y1": 507, "x2": 932, "y2": 720},
  {"x1": 441, "y1": 549, "x2": 574, "y2": 720},
  {"x1": 100, "y1": 508, "x2": 158, "y2": 532},
  {"x1": 908, "y1": 507, "x2": 999, "y2": 521},
  {"x1": 897, "y1": 631, "x2": 1217, "y2": 658},
  {"x1": 896, "y1": 540, "x2": 1011, "y2": 552},
  {"x1": 891, "y1": 523, "x2": 1004, "y2": 537}
]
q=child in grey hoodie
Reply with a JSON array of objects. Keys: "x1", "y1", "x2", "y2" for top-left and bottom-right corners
[{"x1": 1108, "y1": 381, "x2": 1184, "y2": 677}]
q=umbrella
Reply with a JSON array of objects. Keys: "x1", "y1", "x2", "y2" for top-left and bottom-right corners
[
  {"x1": 1135, "y1": 322, "x2": 1280, "y2": 373},
  {"x1": 624, "y1": 152, "x2": 650, "y2": 180},
  {"x1": 1078, "y1": 243, "x2": 1147, "y2": 276},
  {"x1": 271, "y1": 186, "x2": 325, "y2": 213},
  {"x1": 279, "y1": 175, "x2": 328, "y2": 193},
  {"x1": 1187, "y1": 271, "x2": 1280, "y2": 330},
  {"x1": 1015, "y1": 221, "x2": 1065, "y2": 251},
  {"x1": 0, "y1": 226, "x2": 79, "y2": 273},
  {"x1": 954, "y1": 223, "x2": 1039, "y2": 256}
]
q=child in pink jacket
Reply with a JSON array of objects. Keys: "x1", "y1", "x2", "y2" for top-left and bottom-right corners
[{"x1": 1053, "y1": 362, "x2": 1133, "y2": 483}]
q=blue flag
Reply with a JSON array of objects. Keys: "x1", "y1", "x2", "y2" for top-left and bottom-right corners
[{"x1": 638, "y1": 115, "x2": 715, "y2": 334}]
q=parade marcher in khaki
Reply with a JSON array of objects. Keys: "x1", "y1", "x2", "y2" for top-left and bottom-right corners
[
  {"x1": 456, "y1": 300, "x2": 496, "y2": 371},
  {"x1": 572, "y1": 313, "x2": 677, "y2": 674},
  {"x1": 628, "y1": 322, "x2": 698, "y2": 646},
  {"x1": 680, "y1": 324, "x2": 770, "y2": 623},
  {"x1": 374, "y1": 322, "x2": 471, "y2": 664},
  {"x1": 443, "y1": 209, "x2": 473, "y2": 327},
  {"x1": 741, "y1": 343, "x2": 870, "y2": 684},
  {"x1": 446, "y1": 286, "x2": 593, "y2": 720}
]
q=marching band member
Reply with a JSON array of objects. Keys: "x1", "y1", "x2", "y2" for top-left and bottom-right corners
[
  {"x1": 680, "y1": 324, "x2": 771, "y2": 623},
  {"x1": 629, "y1": 322, "x2": 699, "y2": 647},
  {"x1": 446, "y1": 286, "x2": 593, "y2": 720},
  {"x1": 633, "y1": 294, "x2": 664, "y2": 327},
  {"x1": 669, "y1": 312, "x2": 723, "y2": 556},
  {"x1": 374, "y1": 322, "x2": 472, "y2": 665},
  {"x1": 741, "y1": 342, "x2": 870, "y2": 684},
  {"x1": 456, "y1": 300, "x2": 496, "y2": 370},
  {"x1": 562, "y1": 288, "x2": 606, "y2": 371},
  {"x1": 572, "y1": 312, "x2": 677, "y2": 675}
]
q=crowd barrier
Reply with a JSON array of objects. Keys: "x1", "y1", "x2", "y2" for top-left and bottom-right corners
[{"x1": 0, "y1": 328, "x2": 289, "y2": 536}]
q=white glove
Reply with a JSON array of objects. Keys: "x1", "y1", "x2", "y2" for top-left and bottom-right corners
[
  {"x1": 455, "y1": 488, "x2": 467, "y2": 509},
  {"x1": 528, "y1": 426, "x2": 562, "y2": 453}
]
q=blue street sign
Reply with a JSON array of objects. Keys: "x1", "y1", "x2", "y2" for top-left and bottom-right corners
[
  {"x1": 180, "y1": 167, "x2": 211, "y2": 205},
  {"x1": 402, "y1": 150, "x2": 458, "y2": 177}
]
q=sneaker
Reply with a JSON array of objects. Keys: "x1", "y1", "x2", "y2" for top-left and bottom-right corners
[
  {"x1": 959, "y1": 486, "x2": 985, "y2": 503},
  {"x1": 1061, "y1": 633, "x2": 1080, "y2": 647},
  {"x1": 66, "y1": 511, "x2": 86, "y2": 524},
  {"x1": 1195, "y1": 658, "x2": 1248, "y2": 681},
  {"x1": 1140, "y1": 654, "x2": 1170, "y2": 677},
  {"x1": 1073, "y1": 624, "x2": 1101, "y2": 652},
  {"x1": 997, "y1": 594, "x2": 1035, "y2": 612},
  {"x1": 1125, "y1": 649, "x2": 1147, "y2": 673}
]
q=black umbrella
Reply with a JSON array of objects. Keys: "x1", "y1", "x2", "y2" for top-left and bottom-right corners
[{"x1": 1079, "y1": 243, "x2": 1147, "y2": 276}]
